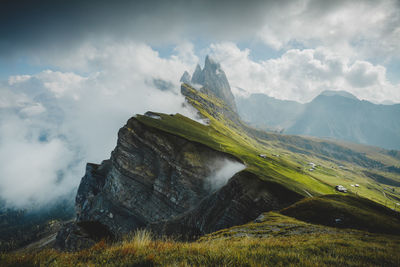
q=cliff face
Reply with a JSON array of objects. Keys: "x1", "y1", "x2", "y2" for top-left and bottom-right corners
[
  {"x1": 75, "y1": 115, "x2": 241, "y2": 233},
  {"x1": 56, "y1": 114, "x2": 246, "y2": 249},
  {"x1": 56, "y1": 112, "x2": 302, "y2": 250},
  {"x1": 150, "y1": 171, "x2": 302, "y2": 239}
]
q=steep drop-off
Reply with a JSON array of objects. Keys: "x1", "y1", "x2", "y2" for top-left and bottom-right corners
[{"x1": 56, "y1": 112, "x2": 302, "y2": 250}]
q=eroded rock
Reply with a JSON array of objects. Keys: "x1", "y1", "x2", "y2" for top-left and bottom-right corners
[
  {"x1": 57, "y1": 116, "x2": 244, "y2": 249},
  {"x1": 57, "y1": 115, "x2": 302, "y2": 250}
]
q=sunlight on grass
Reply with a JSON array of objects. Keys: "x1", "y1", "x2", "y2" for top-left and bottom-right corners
[
  {"x1": 123, "y1": 229, "x2": 153, "y2": 247},
  {"x1": 2, "y1": 224, "x2": 400, "y2": 267}
]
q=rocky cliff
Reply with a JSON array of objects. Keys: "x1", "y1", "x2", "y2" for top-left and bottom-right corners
[
  {"x1": 56, "y1": 111, "x2": 302, "y2": 250},
  {"x1": 150, "y1": 170, "x2": 302, "y2": 239},
  {"x1": 75, "y1": 115, "x2": 242, "y2": 232}
]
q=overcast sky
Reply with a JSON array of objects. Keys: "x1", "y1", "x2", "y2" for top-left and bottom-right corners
[{"x1": 0, "y1": 0, "x2": 399, "y2": 208}]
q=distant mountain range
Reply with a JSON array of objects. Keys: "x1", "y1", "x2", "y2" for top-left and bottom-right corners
[
  {"x1": 180, "y1": 57, "x2": 400, "y2": 150},
  {"x1": 237, "y1": 90, "x2": 400, "y2": 150}
]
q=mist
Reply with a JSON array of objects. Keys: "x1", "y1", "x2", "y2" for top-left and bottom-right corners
[
  {"x1": 0, "y1": 42, "x2": 200, "y2": 209},
  {"x1": 207, "y1": 159, "x2": 246, "y2": 191}
]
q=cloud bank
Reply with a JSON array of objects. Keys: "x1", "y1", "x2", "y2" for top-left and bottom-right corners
[
  {"x1": 0, "y1": 42, "x2": 199, "y2": 208},
  {"x1": 1, "y1": 0, "x2": 399, "y2": 64}
]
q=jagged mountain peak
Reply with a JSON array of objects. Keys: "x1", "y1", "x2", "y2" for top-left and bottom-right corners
[
  {"x1": 191, "y1": 64, "x2": 203, "y2": 85},
  {"x1": 194, "y1": 63, "x2": 202, "y2": 71},
  {"x1": 185, "y1": 55, "x2": 237, "y2": 112},
  {"x1": 204, "y1": 55, "x2": 225, "y2": 77},
  {"x1": 180, "y1": 71, "x2": 191, "y2": 84}
]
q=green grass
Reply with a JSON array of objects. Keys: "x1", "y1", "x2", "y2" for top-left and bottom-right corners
[
  {"x1": 136, "y1": 99, "x2": 335, "y2": 198},
  {"x1": 281, "y1": 194, "x2": 400, "y2": 235},
  {"x1": 3, "y1": 215, "x2": 400, "y2": 267},
  {"x1": 135, "y1": 84, "x2": 400, "y2": 209}
]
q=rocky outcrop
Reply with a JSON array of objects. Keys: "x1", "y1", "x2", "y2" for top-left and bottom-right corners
[
  {"x1": 185, "y1": 56, "x2": 237, "y2": 112},
  {"x1": 55, "y1": 222, "x2": 96, "y2": 251},
  {"x1": 191, "y1": 64, "x2": 203, "y2": 85},
  {"x1": 56, "y1": 113, "x2": 302, "y2": 250},
  {"x1": 57, "y1": 115, "x2": 245, "y2": 248},
  {"x1": 76, "y1": 117, "x2": 242, "y2": 234}
]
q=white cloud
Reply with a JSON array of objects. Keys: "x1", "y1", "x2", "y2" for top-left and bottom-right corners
[
  {"x1": 20, "y1": 103, "x2": 46, "y2": 116},
  {"x1": 0, "y1": 87, "x2": 30, "y2": 108},
  {"x1": 207, "y1": 159, "x2": 245, "y2": 191},
  {"x1": 209, "y1": 42, "x2": 400, "y2": 103},
  {"x1": 172, "y1": 41, "x2": 199, "y2": 67},
  {"x1": 256, "y1": 0, "x2": 400, "y2": 61},
  {"x1": 0, "y1": 41, "x2": 200, "y2": 208},
  {"x1": 8, "y1": 75, "x2": 31, "y2": 85},
  {"x1": 346, "y1": 61, "x2": 385, "y2": 88},
  {"x1": 0, "y1": 112, "x2": 80, "y2": 208},
  {"x1": 37, "y1": 70, "x2": 87, "y2": 98}
]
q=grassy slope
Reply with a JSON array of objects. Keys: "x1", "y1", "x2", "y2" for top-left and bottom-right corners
[
  {"x1": 136, "y1": 85, "x2": 400, "y2": 234},
  {"x1": 136, "y1": 100, "x2": 334, "y2": 198},
  {"x1": 3, "y1": 215, "x2": 400, "y2": 266},
  {"x1": 280, "y1": 195, "x2": 400, "y2": 235},
  {"x1": 137, "y1": 84, "x2": 400, "y2": 209}
]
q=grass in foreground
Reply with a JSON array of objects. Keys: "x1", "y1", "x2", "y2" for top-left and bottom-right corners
[{"x1": 2, "y1": 216, "x2": 400, "y2": 267}]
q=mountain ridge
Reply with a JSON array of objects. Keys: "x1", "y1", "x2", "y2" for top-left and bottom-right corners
[{"x1": 237, "y1": 91, "x2": 400, "y2": 150}]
